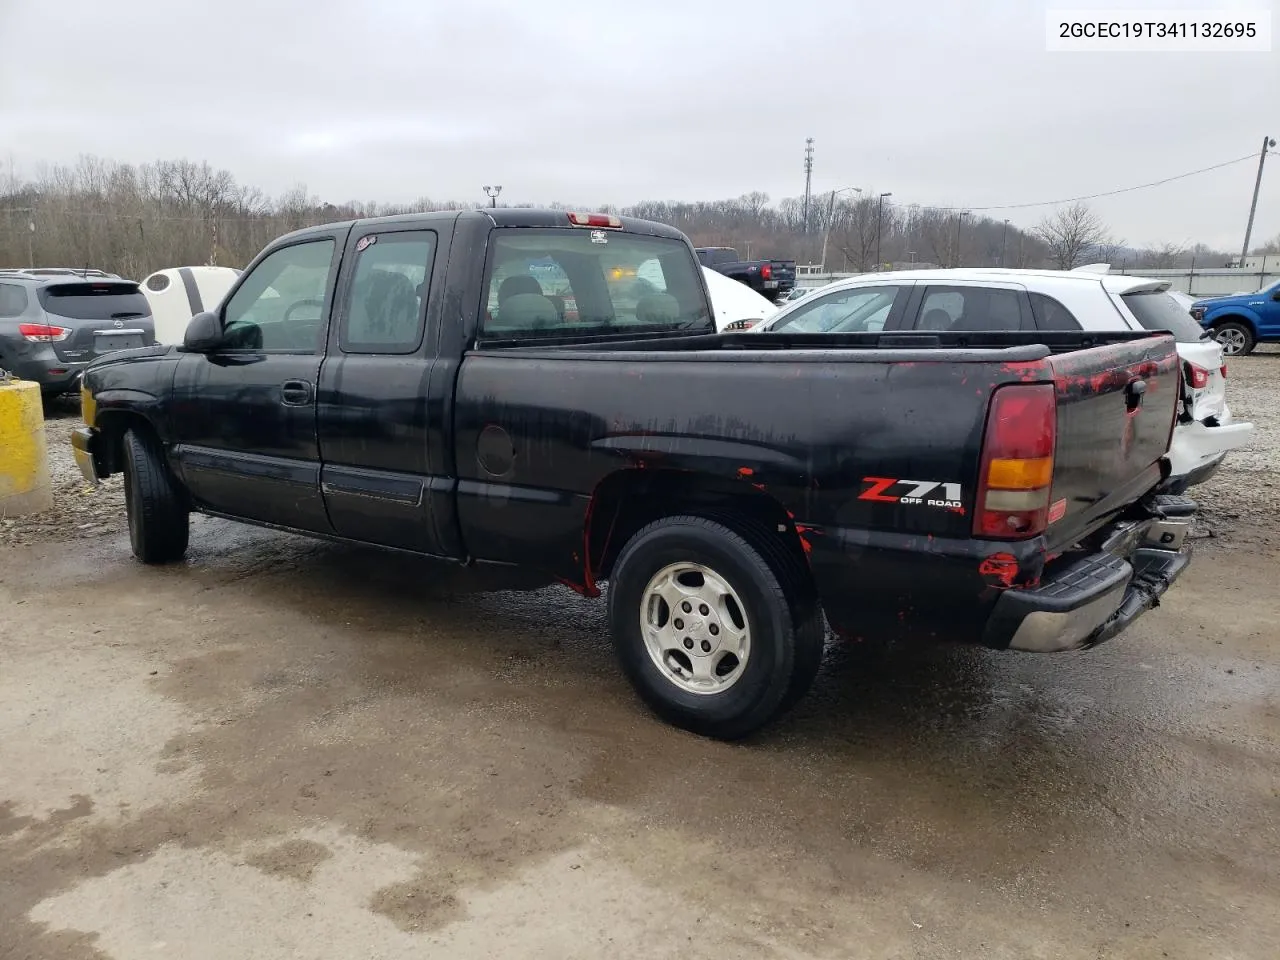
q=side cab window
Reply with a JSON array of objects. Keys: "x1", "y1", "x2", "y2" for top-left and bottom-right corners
[
  {"x1": 340, "y1": 231, "x2": 437, "y2": 354},
  {"x1": 222, "y1": 240, "x2": 336, "y2": 352}
]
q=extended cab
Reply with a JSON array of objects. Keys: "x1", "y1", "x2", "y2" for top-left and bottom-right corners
[
  {"x1": 73, "y1": 210, "x2": 1195, "y2": 739},
  {"x1": 696, "y1": 246, "x2": 797, "y2": 300}
]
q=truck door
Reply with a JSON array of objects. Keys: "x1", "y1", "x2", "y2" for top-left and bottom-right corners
[
  {"x1": 170, "y1": 233, "x2": 343, "y2": 532},
  {"x1": 315, "y1": 222, "x2": 459, "y2": 555}
]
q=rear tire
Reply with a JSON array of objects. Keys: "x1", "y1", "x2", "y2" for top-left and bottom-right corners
[
  {"x1": 122, "y1": 427, "x2": 189, "y2": 564},
  {"x1": 607, "y1": 515, "x2": 824, "y2": 740},
  {"x1": 1213, "y1": 320, "x2": 1255, "y2": 357}
]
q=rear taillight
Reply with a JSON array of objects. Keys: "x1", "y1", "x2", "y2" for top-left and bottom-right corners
[
  {"x1": 974, "y1": 384, "x2": 1056, "y2": 540},
  {"x1": 1185, "y1": 362, "x2": 1211, "y2": 390},
  {"x1": 760, "y1": 264, "x2": 773, "y2": 281},
  {"x1": 18, "y1": 323, "x2": 71, "y2": 342},
  {"x1": 1221, "y1": 364, "x2": 1228, "y2": 379}
]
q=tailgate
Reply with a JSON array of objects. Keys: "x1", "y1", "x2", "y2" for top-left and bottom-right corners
[
  {"x1": 1044, "y1": 335, "x2": 1179, "y2": 552},
  {"x1": 770, "y1": 260, "x2": 797, "y2": 286}
]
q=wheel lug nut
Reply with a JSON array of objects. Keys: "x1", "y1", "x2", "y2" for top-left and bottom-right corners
[
  {"x1": 709, "y1": 623, "x2": 719, "y2": 636},
  {"x1": 682, "y1": 601, "x2": 692, "y2": 613},
  {"x1": 701, "y1": 640, "x2": 711, "y2": 652},
  {"x1": 673, "y1": 617, "x2": 684, "y2": 630},
  {"x1": 699, "y1": 604, "x2": 709, "y2": 615},
  {"x1": 683, "y1": 637, "x2": 693, "y2": 649}
]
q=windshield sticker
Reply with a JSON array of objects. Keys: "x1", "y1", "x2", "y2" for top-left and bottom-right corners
[
  {"x1": 590, "y1": 230, "x2": 608, "y2": 244},
  {"x1": 356, "y1": 235, "x2": 377, "y2": 252}
]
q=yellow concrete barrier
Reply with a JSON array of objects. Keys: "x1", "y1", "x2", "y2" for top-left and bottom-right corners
[{"x1": 0, "y1": 378, "x2": 54, "y2": 517}]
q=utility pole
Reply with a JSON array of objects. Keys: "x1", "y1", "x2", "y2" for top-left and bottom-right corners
[
  {"x1": 875, "y1": 192, "x2": 892, "y2": 269},
  {"x1": 999, "y1": 218, "x2": 1010, "y2": 267},
  {"x1": 821, "y1": 186, "x2": 861, "y2": 271},
  {"x1": 1240, "y1": 135, "x2": 1276, "y2": 265},
  {"x1": 483, "y1": 185, "x2": 503, "y2": 208},
  {"x1": 954, "y1": 211, "x2": 968, "y2": 267},
  {"x1": 802, "y1": 138, "x2": 814, "y2": 233}
]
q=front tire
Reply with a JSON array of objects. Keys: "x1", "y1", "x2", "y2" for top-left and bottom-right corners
[
  {"x1": 607, "y1": 515, "x2": 823, "y2": 740},
  {"x1": 122, "y1": 427, "x2": 189, "y2": 564},
  {"x1": 1213, "y1": 320, "x2": 1255, "y2": 356}
]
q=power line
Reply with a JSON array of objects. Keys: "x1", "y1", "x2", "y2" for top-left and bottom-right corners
[{"x1": 919, "y1": 151, "x2": 1274, "y2": 213}]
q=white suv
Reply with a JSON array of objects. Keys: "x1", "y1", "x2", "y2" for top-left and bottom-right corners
[{"x1": 751, "y1": 268, "x2": 1254, "y2": 491}]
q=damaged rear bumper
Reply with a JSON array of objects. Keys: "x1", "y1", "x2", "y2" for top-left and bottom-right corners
[{"x1": 982, "y1": 497, "x2": 1195, "y2": 653}]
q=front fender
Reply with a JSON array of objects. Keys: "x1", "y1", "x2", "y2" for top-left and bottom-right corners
[{"x1": 1204, "y1": 305, "x2": 1261, "y2": 331}]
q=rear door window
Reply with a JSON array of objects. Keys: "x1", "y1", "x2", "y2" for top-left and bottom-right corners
[
  {"x1": 1121, "y1": 290, "x2": 1210, "y2": 343},
  {"x1": 37, "y1": 283, "x2": 150, "y2": 320},
  {"x1": 915, "y1": 285, "x2": 1027, "y2": 332},
  {"x1": 0, "y1": 283, "x2": 28, "y2": 317},
  {"x1": 340, "y1": 231, "x2": 436, "y2": 354},
  {"x1": 770, "y1": 285, "x2": 907, "y2": 333}
]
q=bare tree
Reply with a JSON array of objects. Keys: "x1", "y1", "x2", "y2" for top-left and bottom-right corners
[
  {"x1": 1257, "y1": 232, "x2": 1280, "y2": 255},
  {"x1": 1136, "y1": 241, "x2": 1187, "y2": 268},
  {"x1": 1034, "y1": 202, "x2": 1112, "y2": 269}
]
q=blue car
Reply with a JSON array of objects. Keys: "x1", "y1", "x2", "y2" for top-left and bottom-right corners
[{"x1": 1192, "y1": 280, "x2": 1280, "y2": 356}]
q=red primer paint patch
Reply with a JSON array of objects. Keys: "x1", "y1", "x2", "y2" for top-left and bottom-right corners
[{"x1": 978, "y1": 552, "x2": 1019, "y2": 588}]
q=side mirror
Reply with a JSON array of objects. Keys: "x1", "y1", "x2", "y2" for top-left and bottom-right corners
[{"x1": 181, "y1": 311, "x2": 223, "y2": 352}]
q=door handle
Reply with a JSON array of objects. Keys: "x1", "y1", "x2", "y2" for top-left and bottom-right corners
[
  {"x1": 280, "y1": 380, "x2": 314, "y2": 406},
  {"x1": 1125, "y1": 378, "x2": 1147, "y2": 412}
]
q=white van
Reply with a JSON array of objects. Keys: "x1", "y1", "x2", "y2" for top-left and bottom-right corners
[{"x1": 141, "y1": 266, "x2": 241, "y2": 344}]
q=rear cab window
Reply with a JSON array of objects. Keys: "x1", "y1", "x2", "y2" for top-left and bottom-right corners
[
  {"x1": 1121, "y1": 290, "x2": 1208, "y2": 343},
  {"x1": 37, "y1": 283, "x2": 150, "y2": 321},
  {"x1": 480, "y1": 229, "x2": 712, "y2": 340}
]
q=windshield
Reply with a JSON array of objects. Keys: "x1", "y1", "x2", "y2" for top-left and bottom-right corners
[
  {"x1": 38, "y1": 282, "x2": 150, "y2": 321},
  {"x1": 1121, "y1": 290, "x2": 1208, "y2": 343},
  {"x1": 481, "y1": 229, "x2": 712, "y2": 340}
]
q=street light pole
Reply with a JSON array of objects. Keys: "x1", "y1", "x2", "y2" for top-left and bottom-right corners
[
  {"x1": 875, "y1": 192, "x2": 892, "y2": 270},
  {"x1": 999, "y1": 218, "x2": 1010, "y2": 267},
  {"x1": 483, "y1": 185, "x2": 503, "y2": 208},
  {"x1": 820, "y1": 186, "x2": 861, "y2": 272},
  {"x1": 1240, "y1": 135, "x2": 1276, "y2": 265}
]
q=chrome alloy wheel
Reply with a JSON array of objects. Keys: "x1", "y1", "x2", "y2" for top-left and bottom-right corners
[{"x1": 639, "y1": 562, "x2": 751, "y2": 695}]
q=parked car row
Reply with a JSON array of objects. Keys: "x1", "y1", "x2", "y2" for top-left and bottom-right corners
[
  {"x1": 76, "y1": 208, "x2": 1200, "y2": 738},
  {"x1": 744, "y1": 267, "x2": 1254, "y2": 494}
]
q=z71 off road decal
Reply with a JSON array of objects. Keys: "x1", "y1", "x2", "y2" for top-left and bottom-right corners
[{"x1": 859, "y1": 477, "x2": 964, "y2": 509}]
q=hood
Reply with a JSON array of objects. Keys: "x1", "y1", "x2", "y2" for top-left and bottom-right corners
[{"x1": 85, "y1": 343, "x2": 176, "y2": 369}]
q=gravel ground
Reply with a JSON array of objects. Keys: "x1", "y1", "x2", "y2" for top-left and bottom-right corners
[
  {"x1": 3, "y1": 348, "x2": 1275, "y2": 550},
  {"x1": 0, "y1": 395, "x2": 125, "y2": 547}
]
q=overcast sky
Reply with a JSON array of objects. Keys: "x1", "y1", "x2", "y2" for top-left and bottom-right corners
[{"x1": 1, "y1": 0, "x2": 1276, "y2": 248}]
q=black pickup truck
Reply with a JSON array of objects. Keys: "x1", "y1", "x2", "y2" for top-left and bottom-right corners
[
  {"x1": 72, "y1": 209, "x2": 1194, "y2": 739},
  {"x1": 696, "y1": 246, "x2": 797, "y2": 300}
]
